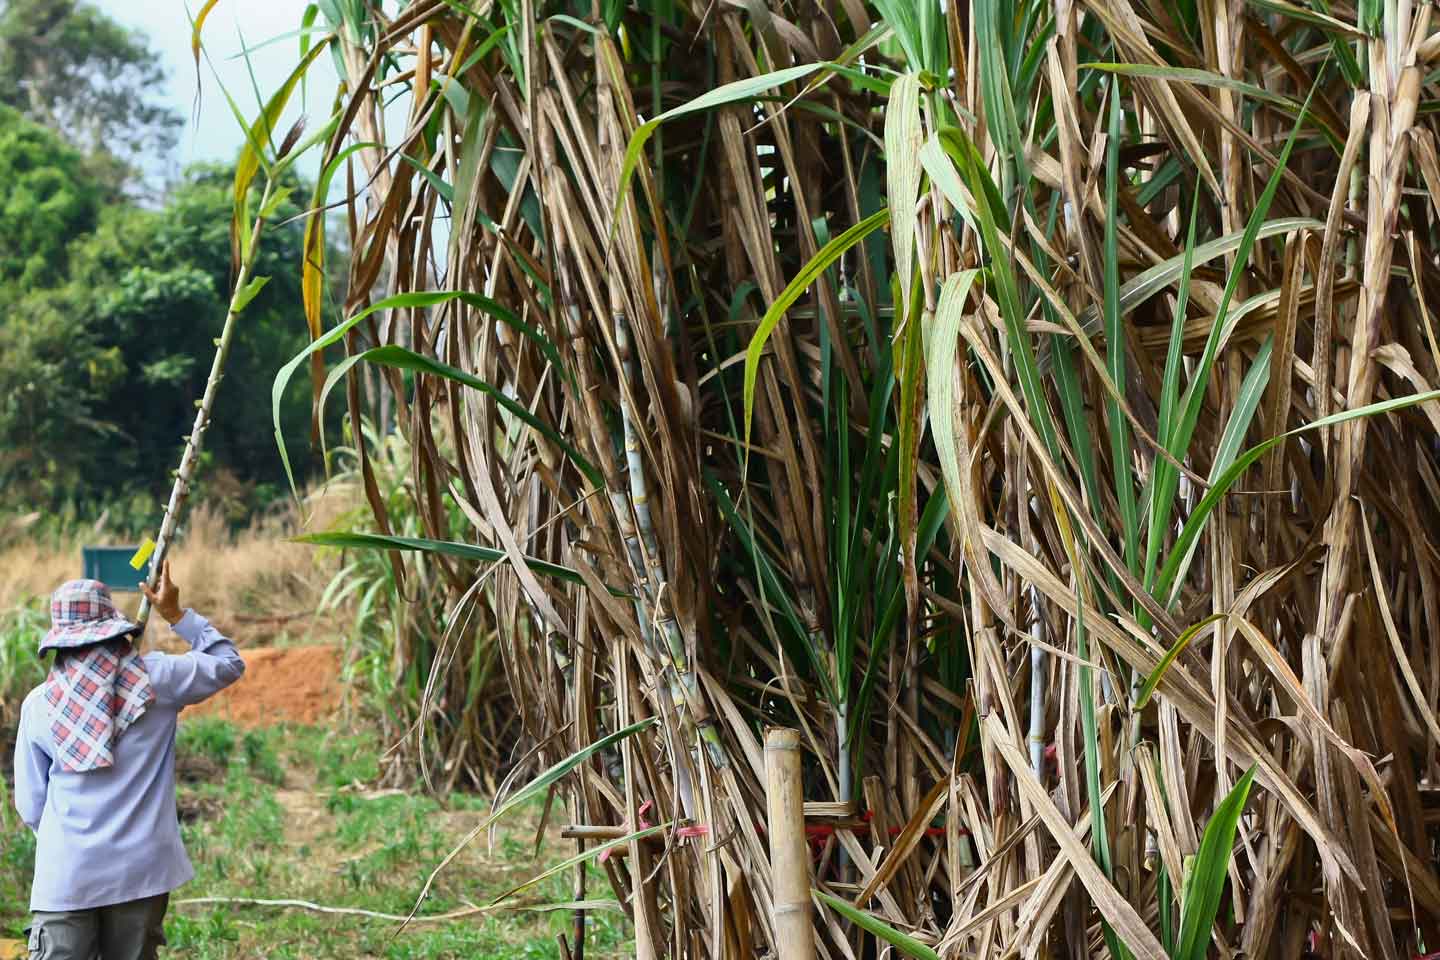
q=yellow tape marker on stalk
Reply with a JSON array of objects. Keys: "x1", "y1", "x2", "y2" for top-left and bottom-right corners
[{"x1": 129, "y1": 538, "x2": 157, "y2": 571}]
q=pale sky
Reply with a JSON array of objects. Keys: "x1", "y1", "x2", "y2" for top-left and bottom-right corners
[{"x1": 94, "y1": 0, "x2": 341, "y2": 184}]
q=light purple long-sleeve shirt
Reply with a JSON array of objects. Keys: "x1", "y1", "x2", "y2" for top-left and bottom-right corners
[{"x1": 13, "y1": 610, "x2": 245, "y2": 911}]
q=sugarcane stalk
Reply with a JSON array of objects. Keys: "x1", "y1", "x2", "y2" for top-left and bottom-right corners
[
  {"x1": 1028, "y1": 586, "x2": 1046, "y2": 777},
  {"x1": 137, "y1": 177, "x2": 275, "y2": 631},
  {"x1": 614, "y1": 309, "x2": 728, "y2": 773}
]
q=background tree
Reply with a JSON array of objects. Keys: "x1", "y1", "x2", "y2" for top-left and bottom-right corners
[
  {"x1": 0, "y1": 103, "x2": 97, "y2": 287},
  {"x1": 0, "y1": 0, "x2": 180, "y2": 192},
  {"x1": 0, "y1": 150, "x2": 328, "y2": 517}
]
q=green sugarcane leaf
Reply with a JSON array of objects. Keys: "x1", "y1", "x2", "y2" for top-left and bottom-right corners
[
  {"x1": 448, "y1": 90, "x2": 489, "y2": 261},
  {"x1": 314, "y1": 353, "x2": 366, "y2": 470},
  {"x1": 357, "y1": 345, "x2": 601, "y2": 488},
  {"x1": 816, "y1": 890, "x2": 939, "y2": 960},
  {"x1": 886, "y1": 73, "x2": 923, "y2": 340},
  {"x1": 873, "y1": 0, "x2": 924, "y2": 71},
  {"x1": 1156, "y1": 388, "x2": 1440, "y2": 602},
  {"x1": 1176, "y1": 765, "x2": 1258, "y2": 960},
  {"x1": 294, "y1": 531, "x2": 587, "y2": 586},
  {"x1": 1103, "y1": 80, "x2": 1139, "y2": 577},
  {"x1": 1070, "y1": 218, "x2": 1320, "y2": 343},
  {"x1": 1084, "y1": 62, "x2": 1302, "y2": 108},
  {"x1": 933, "y1": 126, "x2": 1007, "y2": 230},
  {"x1": 406, "y1": 719, "x2": 657, "y2": 922},
  {"x1": 1134, "y1": 613, "x2": 1228, "y2": 709},
  {"x1": 232, "y1": 37, "x2": 330, "y2": 255},
  {"x1": 1084, "y1": 62, "x2": 1341, "y2": 147},
  {"x1": 974, "y1": 0, "x2": 1022, "y2": 162},
  {"x1": 258, "y1": 185, "x2": 293, "y2": 219},
  {"x1": 611, "y1": 25, "x2": 891, "y2": 223},
  {"x1": 1157, "y1": 337, "x2": 1275, "y2": 599},
  {"x1": 1147, "y1": 88, "x2": 1317, "y2": 599},
  {"x1": 924, "y1": 270, "x2": 981, "y2": 548},
  {"x1": 1247, "y1": 0, "x2": 1364, "y2": 35},
  {"x1": 231, "y1": 275, "x2": 270, "y2": 313},
  {"x1": 401, "y1": 154, "x2": 455, "y2": 203},
  {"x1": 489, "y1": 824, "x2": 669, "y2": 905},
  {"x1": 918, "y1": 136, "x2": 977, "y2": 231},
  {"x1": 273, "y1": 289, "x2": 566, "y2": 499},
  {"x1": 614, "y1": 61, "x2": 828, "y2": 224},
  {"x1": 742, "y1": 208, "x2": 891, "y2": 455},
  {"x1": 955, "y1": 127, "x2": 1060, "y2": 458}
]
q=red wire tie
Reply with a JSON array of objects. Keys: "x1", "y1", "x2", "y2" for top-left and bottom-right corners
[{"x1": 599, "y1": 801, "x2": 655, "y2": 863}]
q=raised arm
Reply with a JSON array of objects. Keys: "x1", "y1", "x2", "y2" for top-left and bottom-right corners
[
  {"x1": 140, "y1": 561, "x2": 245, "y2": 707},
  {"x1": 14, "y1": 698, "x2": 51, "y2": 831},
  {"x1": 144, "y1": 610, "x2": 245, "y2": 707}
]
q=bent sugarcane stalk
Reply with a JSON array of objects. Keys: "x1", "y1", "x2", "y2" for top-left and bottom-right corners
[{"x1": 136, "y1": 178, "x2": 276, "y2": 630}]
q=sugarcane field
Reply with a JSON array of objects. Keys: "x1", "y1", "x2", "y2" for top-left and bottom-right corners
[{"x1": 5, "y1": 0, "x2": 1440, "y2": 957}]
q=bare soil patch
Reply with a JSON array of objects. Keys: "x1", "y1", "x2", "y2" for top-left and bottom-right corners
[{"x1": 184, "y1": 645, "x2": 344, "y2": 728}]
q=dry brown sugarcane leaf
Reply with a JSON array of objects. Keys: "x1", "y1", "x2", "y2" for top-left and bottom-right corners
[
  {"x1": 1359, "y1": 502, "x2": 1440, "y2": 750},
  {"x1": 982, "y1": 787, "x2": 1111, "y2": 955},
  {"x1": 960, "y1": 315, "x2": 1184, "y2": 640},
  {"x1": 1374, "y1": 344, "x2": 1440, "y2": 435},
  {"x1": 1261, "y1": 232, "x2": 1309, "y2": 511},
  {"x1": 1080, "y1": 0, "x2": 1218, "y2": 193},
  {"x1": 944, "y1": 876, "x2": 1044, "y2": 944},
  {"x1": 1220, "y1": 550, "x2": 1395, "y2": 832},
  {"x1": 1313, "y1": 94, "x2": 1371, "y2": 426},
  {"x1": 1043, "y1": 41, "x2": 1099, "y2": 291},
  {"x1": 854, "y1": 779, "x2": 949, "y2": 907},
  {"x1": 982, "y1": 714, "x2": 1167, "y2": 959},
  {"x1": 978, "y1": 528, "x2": 1362, "y2": 884},
  {"x1": 834, "y1": 829, "x2": 912, "y2": 925},
  {"x1": 1227, "y1": 611, "x2": 1395, "y2": 825},
  {"x1": 1134, "y1": 742, "x2": 1185, "y2": 881}
]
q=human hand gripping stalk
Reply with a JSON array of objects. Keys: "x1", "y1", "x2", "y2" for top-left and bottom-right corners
[{"x1": 138, "y1": 561, "x2": 185, "y2": 627}]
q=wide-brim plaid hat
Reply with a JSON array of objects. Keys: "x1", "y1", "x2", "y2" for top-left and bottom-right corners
[{"x1": 38, "y1": 579, "x2": 140, "y2": 656}]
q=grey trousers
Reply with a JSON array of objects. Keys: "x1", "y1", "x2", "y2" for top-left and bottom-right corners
[{"x1": 25, "y1": 894, "x2": 168, "y2": 960}]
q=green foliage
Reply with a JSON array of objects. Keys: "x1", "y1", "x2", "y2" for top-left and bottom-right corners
[
  {"x1": 816, "y1": 890, "x2": 938, "y2": 960},
  {"x1": 242, "y1": 727, "x2": 285, "y2": 785},
  {"x1": 0, "y1": 103, "x2": 97, "y2": 287},
  {"x1": 0, "y1": 813, "x2": 36, "y2": 934},
  {"x1": 177, "y1": 715, "x2": 239, "y2": 770},
  {"x1": 0, "y1": 0, "x2": 181, "y2": 191},
  {"x1": 0, "y1": 161, "x2": 332, "y2": 515},
  {"x1": 1174, "y1": 765, "x2": 1259, "y2": 960},
  {"x1": 0, "y1": 596, "x2": 47, "y2": 718}
]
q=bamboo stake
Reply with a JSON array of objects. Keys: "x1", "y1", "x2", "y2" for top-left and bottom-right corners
[
  {"x1": 136, "y1": 176, "x2": 276, "y2": 631},
  {"x1": 765, "y1": 728, "x2": 816, "y2": 960}
]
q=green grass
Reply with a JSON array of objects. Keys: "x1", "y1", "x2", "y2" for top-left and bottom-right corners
[
  {"x1": 2, "y1": 719, "x2": 634, "y2": 958},
  {"x1": 0, "y1": 598, "x2": 47, "y2": 715}
]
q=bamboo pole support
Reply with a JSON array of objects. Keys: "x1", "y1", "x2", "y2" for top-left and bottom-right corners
[{"x1": 765, "y1": 728, "x2": 816, "y2": 960}]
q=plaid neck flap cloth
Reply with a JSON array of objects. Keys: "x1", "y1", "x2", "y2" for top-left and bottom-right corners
[{"x1": 44, "y1": 640, "x2": 155, "y2": 773}]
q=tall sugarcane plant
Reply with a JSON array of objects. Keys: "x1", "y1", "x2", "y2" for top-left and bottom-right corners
[
  {"x1": 137, "y1": 38, "x2": 333, "y2": 628},
  {"x1": 219, "y1": 0, "x2": 1440, "y2": 955}
]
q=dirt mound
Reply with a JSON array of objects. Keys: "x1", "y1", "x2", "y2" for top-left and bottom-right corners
[{"x1": 184, "y1": 645, "x2": 344, "y2": 728}]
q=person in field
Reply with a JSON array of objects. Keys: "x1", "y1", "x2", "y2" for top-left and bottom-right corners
[{"x1": 12, "y1": 561, "x2": 245, "y2": 960}]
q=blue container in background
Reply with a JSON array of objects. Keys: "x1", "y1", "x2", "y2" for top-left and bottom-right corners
[{"x1": 82, "y1": 547, "x2": 142, "y2": 592}]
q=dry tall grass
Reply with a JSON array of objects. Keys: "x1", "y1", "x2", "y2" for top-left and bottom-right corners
[{"x1": 0, "y1": 495, "x2": 351, "y2": 644}]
